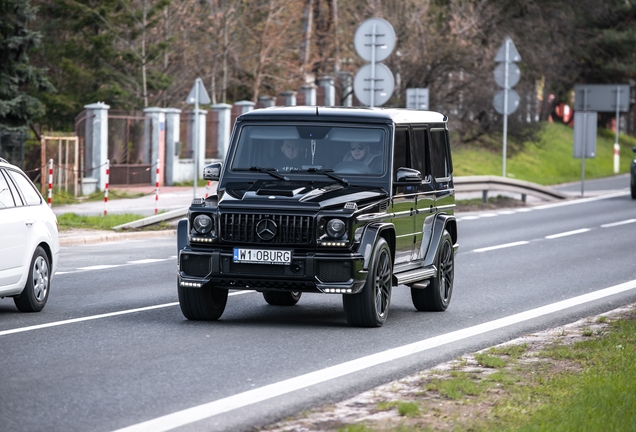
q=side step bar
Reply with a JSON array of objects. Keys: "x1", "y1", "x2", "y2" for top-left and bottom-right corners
[{"x1": 395, "y1": 267, "x2": 436, "y2": 286}]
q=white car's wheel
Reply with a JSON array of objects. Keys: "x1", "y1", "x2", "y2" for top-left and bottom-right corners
[{"x1": 14, "y1": 246, "x2": 50, "y2": 312}]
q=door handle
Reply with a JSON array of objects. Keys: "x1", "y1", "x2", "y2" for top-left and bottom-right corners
[{"x1": 25, "y1": 220, "x2": 35, "y2": 226}]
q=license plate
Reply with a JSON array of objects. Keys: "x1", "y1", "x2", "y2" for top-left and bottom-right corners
[{"x1": 233, "y1": 248, "x2": 292, "y2": 265}]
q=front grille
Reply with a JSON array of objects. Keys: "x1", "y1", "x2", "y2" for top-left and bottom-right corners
[
  {"x1": 316, "y1": 261, "x2": 352, "y2": 283},
  {"x1": 181, "y1": 254, "x2": 210, "y2": 277},
  {"x1": 221, "y1": 213, "x2": 314, "y2": 245}
]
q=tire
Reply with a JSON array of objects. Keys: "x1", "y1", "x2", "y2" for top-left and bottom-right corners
[
  {"x1": 631, "y1": 177, "x2": 636, "y2": 199},
  {"x1": 263, "y1": 291, "x2": 302, "y2": 306},
  {"x1": 178, "y1": 283, "x2": 228, "y2": 320},
  {"x1": 14, "y1": 246, "x2": 50, "y2": 313},
  {"x1": 411, "y1": 230, "x2": 454, "y2": 312},
  {"x1": 343, "y1": 238, "x2": 392, "y2": 327}
]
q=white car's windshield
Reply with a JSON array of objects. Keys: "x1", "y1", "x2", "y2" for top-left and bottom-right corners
[{"x1": 230, "y1": 125, "x2": 386, "y2": 175}]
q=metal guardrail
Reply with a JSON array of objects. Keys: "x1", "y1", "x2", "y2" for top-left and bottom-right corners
[{"x1": 454, "y1": 175, "x2": 568, "y2": 202}]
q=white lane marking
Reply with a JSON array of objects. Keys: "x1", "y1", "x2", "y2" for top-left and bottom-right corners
[
  {"x1": 473, "y1": 241, "x2": 529, "y2": 253},
  {"x1": 457, "y1": 191, "x2": 630, "y2": 222},
  {"x1": 127, "y1": 259, "x2": 172, "y2": 264},
  {"x1": 601, "y1": 219, "x2": 636, "y2": 228},
  {"x1": 545, "y1": 228, "x2": 591, "y2": 239},
  {"x1": 77, "y1": 265, "x2": 121, "y2": 271},
  {"x1": 112, "y1": 278, "x2": 636, "y2": 432},
  {"x1": 0, "y1": 291, "x2": 252, "y2": 337}
]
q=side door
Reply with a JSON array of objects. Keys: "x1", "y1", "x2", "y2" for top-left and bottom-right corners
[
  {"x1": 390, "y1": 127, "x2": 416, "y2": 267},
  {"x1": 0, "y1": 169, "x2": 28, "y2": 288},
  {"x1": 411, "y1": 127, "x2": 436, "y2": 261},
  {"x1": 428, "y1": 127, "x2": 454, "y2": 214}
]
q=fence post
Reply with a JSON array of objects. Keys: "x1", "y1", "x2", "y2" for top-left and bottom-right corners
[
  {"x1": 83, "y1": 102, "x2": 110, "y2": 191},
  {"x1": 48, "y1": 159, "x2": 53, "y2": 207},
  {"x1": 212, "y1": 103, "x2": 232, "y2": 160},
  {"x1": 104, "y1": 159, "x2": 109, "y2": 216}
]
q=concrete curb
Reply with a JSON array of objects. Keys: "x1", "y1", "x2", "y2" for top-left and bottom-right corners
[{"x1": 59, "y1": 229, "x2": 176, "y2": 246}]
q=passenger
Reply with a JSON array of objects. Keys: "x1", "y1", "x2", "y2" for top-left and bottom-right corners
[
  {"x1": 343, "y1": 142, "x2": 382, "y2": 172},
  {"x1": 278, "y1": 139, "x2": 306, "y2": 171}
]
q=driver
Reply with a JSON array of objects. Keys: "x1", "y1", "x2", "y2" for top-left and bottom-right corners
[
  {"x1": 342, "y1": 142, "x2": 382, "y2": 172},
  {"x1": 278, "y1": 139, "x2": 307, "y2": 171}
]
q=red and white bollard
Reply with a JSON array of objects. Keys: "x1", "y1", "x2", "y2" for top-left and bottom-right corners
[
  {"x1": 155, "y1": 159, "x2": 160, "y2": 215},
  {"x1": 47, "y1": 159, "x2": 53, "y2": 207},
  {"x1": 614, "y1": 143, "x2": 620, "y2": 174},
  {"x1": 205, "y1": 180, "x2": 211, "y2": 199},
  {"x1": 104, "y1": 159, "x2": 110, "y2": 216}
]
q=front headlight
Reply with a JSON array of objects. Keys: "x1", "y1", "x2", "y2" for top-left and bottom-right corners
[
  {"x1": 326, "y1": 218, "x2": 346, "y2": 239},
  {"x1": 193, "y1": 214, "x2": 213, "y2": 235}
]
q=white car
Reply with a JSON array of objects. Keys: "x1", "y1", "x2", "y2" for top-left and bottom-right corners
[{"x1": 0, "y1": 157, "x2": 59, "y2": 312}]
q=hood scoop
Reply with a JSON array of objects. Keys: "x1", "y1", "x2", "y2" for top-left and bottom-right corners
[{"x1": 256, "y1": 186, "x2": 307, "y2": 197}]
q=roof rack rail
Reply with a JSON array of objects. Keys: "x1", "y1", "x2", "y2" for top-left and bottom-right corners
[{"x1": 0, "y1": 157, "x2": 8, "y2": 164}]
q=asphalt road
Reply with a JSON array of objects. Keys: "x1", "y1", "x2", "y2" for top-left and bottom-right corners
[{"x1": 1, "y1": 185, "x2": 635, "y2": 432}]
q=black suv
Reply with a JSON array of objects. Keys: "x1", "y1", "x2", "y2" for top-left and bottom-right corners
[{"x1": 177, "y1": 107, "x2": 458, "y2": 327}]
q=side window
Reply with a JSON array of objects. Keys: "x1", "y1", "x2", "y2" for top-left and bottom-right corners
[
  {"x1": 0, "y1": 170, "x2": 17, "y2": 208},
  {"x1": 410, "y1": 128, "x2": 428, "y2": 177},
  {"x1": 429, "y1": 129, "x2": 451, "y2": 180},
  {"x1": 7, "y1": 169, "x2": 42, "y2": 205},
  {"x1": 392, "y1": 128, "x2": 408, "y2": 177}
]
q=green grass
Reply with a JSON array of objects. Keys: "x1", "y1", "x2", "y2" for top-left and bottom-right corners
[
  {"x1": 453, "y1": 123, "x2": 636, "y2": 185},
  {"x1": 57, "y1": 212, "x2": 149, "y2": 230},
  {"x1": 44, "y1": 187, "x2": 146, "y2": 206},
  {"x1": 345, "y1": 312, "x2": 636, "y2": 432}
]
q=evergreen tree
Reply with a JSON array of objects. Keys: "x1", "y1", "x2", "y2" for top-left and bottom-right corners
[{"x1": 0, "y1": 0, "x2": 54, "y2": 130}]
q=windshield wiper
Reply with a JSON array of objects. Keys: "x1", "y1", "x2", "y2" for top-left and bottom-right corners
[
  {"x1": 305, "y1": 168, "x2": 349, "y2": 186},
  {"x1": 235, "y1": 166, "x2": 289, "y2": 181}
]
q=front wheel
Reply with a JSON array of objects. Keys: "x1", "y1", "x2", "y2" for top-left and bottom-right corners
[
  {"x1": 14, "y1": 246, "x2": 50, "y2": 312},
  {"x1": 178, "y1": 283, "x2": 228, "y2": 320},
  {"x1": 263, "y1": 291, "x2": 301, "y2": 306},
  {"x1": 343, "y1": 238, "x2": 392, "y2": 327},
  {"x1": 411, "y1": 230, "x2": 454, "y2": 311}
]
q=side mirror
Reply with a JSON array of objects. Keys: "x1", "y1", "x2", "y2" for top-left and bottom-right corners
[
  {"x1": 395, "y1": 167, "x2": 422, "y2": 184},
  {"x1": 203, "y1": 162, "x2": 222, "y2": 181}
]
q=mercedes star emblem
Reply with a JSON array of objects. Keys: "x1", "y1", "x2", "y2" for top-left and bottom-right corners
[{"x1": 256, "y1": 219, "x2": 277, "y2": 241}]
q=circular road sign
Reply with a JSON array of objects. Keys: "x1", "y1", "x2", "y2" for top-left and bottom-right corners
[
  {"x1": 494, "y1": 63, "x2": 521, "y2": 88},
  {"x1": 493, "y1": 89, "x2": 520, "y2": 115},
  {"x1": 353, "y1": 63, "x2": 395, "y2": 107},
  {"x1": 354, "y1": 18, "x2": 396, "y2": 62}
]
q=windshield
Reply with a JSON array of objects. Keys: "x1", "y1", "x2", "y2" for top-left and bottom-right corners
[{"x1": 230, "y1": 124, "x2": 386, "y2": 175}]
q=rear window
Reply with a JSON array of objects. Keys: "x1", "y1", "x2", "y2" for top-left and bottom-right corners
[{"x1": 7, "y1": 169, "x2": 42, "y2": 206}]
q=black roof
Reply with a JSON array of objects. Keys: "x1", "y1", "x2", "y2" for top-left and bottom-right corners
[{"x1": 238, "y1": 106, "x2": 447, "y2": 125}]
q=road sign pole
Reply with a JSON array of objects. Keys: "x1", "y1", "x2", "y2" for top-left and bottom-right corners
[
  {"x1": 581, "y1": 90, "x2": 588, "y2": 197},
  {"x1": 614, "y1": 86, "x2": 621, "y2": 174},
  {"x1": 193, "y1": 79, "x2": 199, "y2": 199},
  {"x1": 502, "y1": 39, "x2": 510, "y2": 178},
  {"x1": 370, "y1": 22, "x2": 377, "y2": 108}
]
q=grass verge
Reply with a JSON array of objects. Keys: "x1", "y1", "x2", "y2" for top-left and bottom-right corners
[
  {"x1": 263, "y1": 306, "x2": 636, "y2": 432},
  {"x1": 57, "y1": 212, "x2": 155, "y2": 231}
]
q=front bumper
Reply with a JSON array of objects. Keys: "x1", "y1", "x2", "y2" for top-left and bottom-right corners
[{"x1": 178, "y1": 247, "x2": 367, "y2": 294}]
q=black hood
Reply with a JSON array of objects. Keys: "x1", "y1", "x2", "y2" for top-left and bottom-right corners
[{"x1": 218, "y1": 180, "x2": 388, "y2": 211}]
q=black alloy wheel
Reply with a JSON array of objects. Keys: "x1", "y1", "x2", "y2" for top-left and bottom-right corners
[
  {"x1": 178, "y1": 283, "x2": 228, "y2": 320},
  {"x1": 411, "y1": 230, "x2": 454, "y2": 311},
  {"x1": 343, "y1": 237, "x2": 392, "y2": 327}
]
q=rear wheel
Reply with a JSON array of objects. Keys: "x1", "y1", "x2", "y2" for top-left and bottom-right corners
[
  {"x1": 411, "y1": 230, "x2": 454, "y2": 311},
  {"x1": 14, "y1": 246, "x2": 50, "y2": 312},
  {"x1": 343, "y1": 238, "x2": 392, "y2": 327},
  {"x1": 178, "y1": 283, "x2": 228, "y2": 320},
  {"x1": 263, "y1": 291, "x2": 302, "y2": 306}
]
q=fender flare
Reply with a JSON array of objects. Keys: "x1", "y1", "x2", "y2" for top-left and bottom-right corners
[
  {"x1": 423, "y1": 214, "x2": 458, "y2": 267},
  {"x1": 358, "y1": 223, "x2": 395, "y2": 270},
  {"x1": 177, "y1": 218, "x2": 189, "y2": 254}
]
